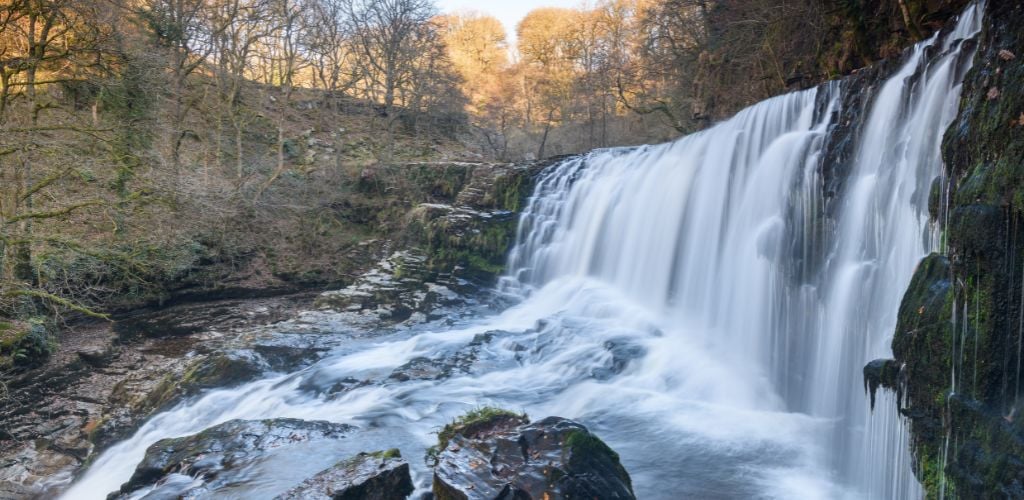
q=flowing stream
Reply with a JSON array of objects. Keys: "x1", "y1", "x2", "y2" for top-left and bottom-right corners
[{"x1": 63, "y1": 4, "x2": 983, "y2": 499}]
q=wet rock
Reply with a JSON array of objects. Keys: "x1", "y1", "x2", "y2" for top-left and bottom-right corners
[
  {"x1": 949, "y1": 204, "x2": 1004, "y2": 258},
  {"x1": 275, "y1": 449, "x2": 413, "y2": 500},
  {"x1": 314, "y1": 251, "x2": 467, "y2": 327},
  {"x1": 112, "y1": 418, "x2": 356, "y2": 498},
  {"x1": 389, "y1": 356, "x2": 450, "y2": 382},
  {"x1": 863, "y1": 358, "x2": 900, "y2": 410},
  {"x1": 0, "y1": 479, "x2": 35, "y2": 499},
  {"x1": 388, "y1": 331, "x2": 508, "y2": 383},
  {"x1": 178, "y1": 350, "x2": 268, "y2": 392},
  {"x1": 892, "y1": 4, "x2": 1024, "y2": 486},
  {"x1": 0, "y1": 158, "x2": 541, "y2": 492},
  {"x1": 134, "y1": 350, "x2": 268, "y2": 419},
  {"x1": 253, "y1": 344, "x2": 326, "y2": 372},
  {"x1": 592, "y1": 340, "x2": 646, "y2": 381},
  {"x1": 77, "y1": 344, "x2": 118, "y2": 368},
  {"x1": 432, "y1": 411, "x2": 635, "y2": 500},
  {"x1": 0, "y1": 443, "x2": 78, "y2": 498},
  {"x1": 389, "y1": 351, "x2": 473, "y2": 382}
]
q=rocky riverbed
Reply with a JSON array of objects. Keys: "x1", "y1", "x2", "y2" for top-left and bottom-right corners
[{"x1": 0, "y1": 160, "x2": 552, "y2": 499}]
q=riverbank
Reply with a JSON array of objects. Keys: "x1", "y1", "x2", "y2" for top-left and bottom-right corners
[{"x1": 0, "y1": 158, "x2": 544, "y2": 497}]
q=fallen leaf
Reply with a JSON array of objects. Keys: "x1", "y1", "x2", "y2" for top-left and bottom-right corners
[{"x1": 1000, "y1": 49, "x2": 1016, "y2": 61}]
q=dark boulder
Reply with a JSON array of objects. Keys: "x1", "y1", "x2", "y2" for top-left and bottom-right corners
[
  {"x1": 431, "y1": 410, "x2": 635, "y2": 500},
  {"x1": 111, "y1": 418, "x2": 356, "y2": 498},
  {"x1": 275, "y1": 449, "x2": 413, "y2": 500}
]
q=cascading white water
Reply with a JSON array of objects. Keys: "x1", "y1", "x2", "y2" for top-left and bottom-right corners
[{"x1": 61, "y1": 5, "x2": 982, "y2": 500}]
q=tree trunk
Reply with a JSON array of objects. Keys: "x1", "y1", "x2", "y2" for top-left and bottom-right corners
[
  {"x1": 236, "y1": 121, "x2": 244, "y2": 180},
  {"x1": 383, "y1": 69, "x2": 396, "y2": 161},
  {"x1": 537, "y1": 108, "x2": 555, "y2": 160}
]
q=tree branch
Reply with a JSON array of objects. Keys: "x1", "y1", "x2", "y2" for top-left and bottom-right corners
[
  {"x1": 5, "y1": 199, "x2": 106, "y2": 224},
  {"x1": 3, "y1": 288, "x2": 109, "y2": 320}
]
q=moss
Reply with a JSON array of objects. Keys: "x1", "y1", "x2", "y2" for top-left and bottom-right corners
[
  {"x1": 915, "y1": 447, "x2": 948, "y2": 497},
  {"x1": 0, "y1": 318, "x2": 52, "y2": 370},
  {"x1": 435, "y1": 406, "x2": 528, "y2": 452},
  {"x1": 416, "y1": 211, "x2": 518, "y2": 285},
  {"x1": 492, "y1": 170, "x2": 530, "y2": 212},
  {"x1": 369, "y1": 448, "x2": 402, "y2": 460},
  {"x1": 465, "y1": 254, "x2": 505, "y2": 275},
  {"x1": 564, "y1": 429, "x2": 619, "y2": 461},
  {"x1": 891, "y1": 3, "x2": 1024, "y2": 494},
  {"x1": 562, "y1": 428, "x2": 633, "y2": 492}
]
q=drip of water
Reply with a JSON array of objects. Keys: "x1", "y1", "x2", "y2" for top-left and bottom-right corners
[{"x1": 61, "y1": 4, "x2": 983, "y2": 499}]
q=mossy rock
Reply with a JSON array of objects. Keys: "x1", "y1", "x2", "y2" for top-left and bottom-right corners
[
  {"x1": 0, "y1": 318, "x2": 51, "y2": 371},
  {"x1": 139, "y1": 351, "x2": 268, "y2": 415},
  {"x1": 891, "y1": 1, "x2": 1024, "y2": 494},
  {"x1": 431, "y1": 410, "x2": 634, "y2": 500},
  {"x1": 435, "y1": 406, "x2": 528, "y2": 452}
]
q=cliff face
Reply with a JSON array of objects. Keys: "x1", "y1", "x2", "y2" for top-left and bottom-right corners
[
  {"x1": 696, "y1": 0, "x2": 973, "y2": 123},
  {"x1": 878, "y1": 1, "x2": 1024, "y2": 496}
]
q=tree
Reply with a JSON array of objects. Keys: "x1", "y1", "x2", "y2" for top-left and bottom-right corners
[
  {"x1": 138, "y1": 0, "x2": 216, "y2": 182},
  {"x1": 517, "y1": 7, "x2": 580, "y2": 158},
  {"x1": 624, "y1": 0, "x2": 707, "y2": 131},
  {"x1": 438, "y1": 12, "x2": 507, "y2": 113},
  {"x1": 438, "y1": 11, "x2": 511, "y2": 157},
  {"x1": 254, "y1": 0, "x2": 308, "y2": 201},
  {"x1": 344, "y1": 0, "x2": 436, "y2": 159},
  {"x1": 0, "y1": 0, "x2": 123, "y2": 317},
  {"x1": 303, "y1": 0, "x2": 360, "y2": 97},
  {"x1": 209, "y1": 0, "x2": 272, "y2": 179}
]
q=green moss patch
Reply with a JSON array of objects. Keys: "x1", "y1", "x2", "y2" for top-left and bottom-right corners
[
  {"x1": 435, "y1": 406, "x2": 528, "y2": 452},
  {"x1": 0, "y1": 318, "x2": 52, "y2": 370}
]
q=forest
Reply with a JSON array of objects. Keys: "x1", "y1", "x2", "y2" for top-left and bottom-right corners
[{"x1": 0, "y1": 0, "x2": 955, "y2": 342}]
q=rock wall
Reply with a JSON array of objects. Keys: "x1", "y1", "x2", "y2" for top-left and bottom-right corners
[{"x1": 876, "y1": 1, "x2": 1024, "y2": 496}]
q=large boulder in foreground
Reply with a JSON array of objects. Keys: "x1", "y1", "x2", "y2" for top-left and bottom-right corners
[
  {"x1": 431, "y1": 409, "x2": 635, "y2": 500},
  {"x1": 111, "y1": 418, "x2": 355, "y2": 498},
  {"x1": 275, "y1": 449, "x2": 413, "y2": 500}
]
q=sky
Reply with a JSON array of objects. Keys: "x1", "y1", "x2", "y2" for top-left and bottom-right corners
[{"x1": 436, "y1": 0, "x2": 581, "y2": 46}]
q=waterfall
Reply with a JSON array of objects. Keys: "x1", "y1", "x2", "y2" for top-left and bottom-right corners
[
  {"x1": 502, "y1": 4, "x2": 981, "y2": 497},
  {"x1": 62, "y1": 4, "x2": 982, "y2": 499}
]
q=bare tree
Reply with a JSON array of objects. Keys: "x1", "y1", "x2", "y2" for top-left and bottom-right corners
[
  {"x1": 344, "y1": 0, "x2": 435, "y2": 159},
  {"x1": 254, "y1": 0, "x2": 308, "y2": 201},
  {"x1": 0, "y1": 0, "x2": 120, "y2": 317},
  {"x1": 209, "y1": 0, "x2": 272, "y2": 179},
  {"x1": 303, "y1": 0, "x2": 360, "y2": 99},
  {"x1": 138, "y1": 0, "x2": 217, "y2": 182}
]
